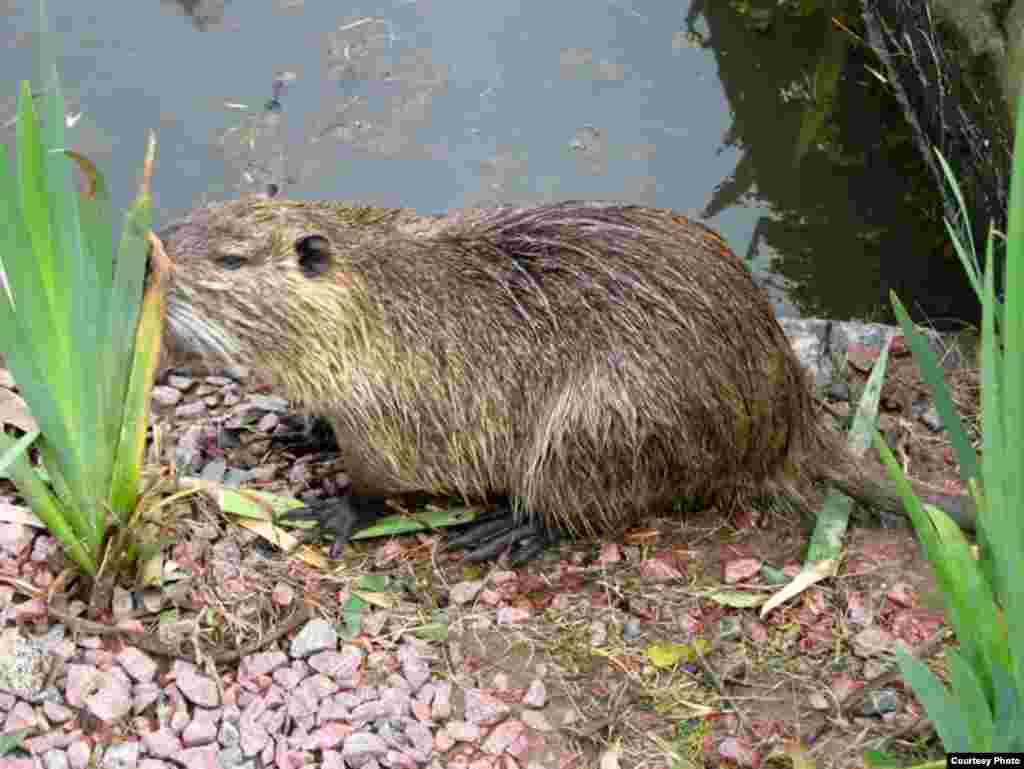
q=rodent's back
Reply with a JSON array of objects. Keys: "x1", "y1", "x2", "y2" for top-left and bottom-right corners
[{"x1": 161, "y1": 199, "x2": 826, "y2": 534}]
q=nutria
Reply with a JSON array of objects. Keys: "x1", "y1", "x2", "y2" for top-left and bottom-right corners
[{"x1": 156, "y1": 198, "x2": 974, "y2": 562}]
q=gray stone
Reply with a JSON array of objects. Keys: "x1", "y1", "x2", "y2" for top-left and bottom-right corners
[{"x1": 290, "y1": 619, "x2": 338, "y2": 659}]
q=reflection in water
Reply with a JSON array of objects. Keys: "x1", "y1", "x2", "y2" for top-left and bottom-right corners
[
  {"x1": 160, "y1": 0, "x2": 227, "y2": 31},
  {"x1": 692, "y1": 0, "x2": 979, "y2": 328}
]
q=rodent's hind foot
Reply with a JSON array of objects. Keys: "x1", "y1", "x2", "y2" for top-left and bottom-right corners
[
  {"x1": 444, "y1": 510, "x2": 558, "y2": 565},
  {"x1": 280, "y1": 490, "x2": 392, "y2": 558}
]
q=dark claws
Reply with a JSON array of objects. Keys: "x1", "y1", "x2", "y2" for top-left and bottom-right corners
[
  {"x1": 279, "y1": 491, "x2": 391, "y2": 558},
  {"x1": 445, "y1": 510, "x2": 558, "y2": 565},
  {"x1": 281, "y1": 492, "x2": 558, "y2": 565},
  {"x1": 443, "y1": 513, "x2": 518, "y2": 549}
]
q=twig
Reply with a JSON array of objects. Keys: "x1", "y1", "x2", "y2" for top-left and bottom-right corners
[{"x1": 45, "y1": 602, "x2": 313, "y2": 665}]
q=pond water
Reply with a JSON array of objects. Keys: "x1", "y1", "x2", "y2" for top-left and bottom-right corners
[{"x1": 0, "y1": 0, "x2": 979, "y2": 328}]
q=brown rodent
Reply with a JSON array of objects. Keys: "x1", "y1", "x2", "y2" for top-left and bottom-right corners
[{"x1": 156, "y1": 198, "x2": 975, "y2": 562}]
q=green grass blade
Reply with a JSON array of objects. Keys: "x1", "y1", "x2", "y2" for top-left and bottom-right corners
[
  {"x1": 989, "y1": 660, "x2": 1023, "y2": 749},
  {"x1": 0, "y1": 151, "x2": 56, "y2": 419},
  {"x1": 943, "y1": 220, "x2": 982, "y2": 302},
  {"x1": 0, "y1": 728, "x2": 33, "y2": 757},
  {"x1": 946, "y1": 648, "x2": 995, "y2": 749},
  {"x1": 805, "y1": 335, "x2": 891, "y2": 565},
  {"x1": 41, "y1": 63, "x2": 106, "y2": 552},
  {"x1": 847, "y1": 334, "x2": 890, "y2": 457},
  {"x1": 993, "y1": 78, "x2": 1024, "y2": 698},
  {"x1": 106, "y1": 135, "x2": 157, "y2": 520},
  {"x1": 934, "y1": 148, "x2": 981, "y2": 297},
  {"x1": 0, "y1": 430, "x2": 95, "y2": 573},
  {"x1": 66, "y1": 149, "x2": 122, "y2": 514},
  {"x1": 0, "y1": 429, "x2": 38, "y2": 477},
  {"x1": 5, "y1": 99, "x2": 91, "y2": 539},
  {"x1": 109, "y1": 187, "x2": 149, "y2": 375},
  {"x1": 104, "y1": 145, "x2": 153, "y2": 512},
  {"x1": 35, "y1": 0, "x2": 112, "y2": 552},
  {"x1": 109, "y1": 252, "x2": 163, "y2": 519},
  {"x1": 62, "y1": 152, "x2": 113, "y2": 290},
  {"x1": 895, "y1": 647, "x2": 972, "y2": 751},
  {"x1": 803, "y1": 489, "x2": 851, "y2": 564},
  {"x1": 918, "y1": 500, "x2": 1009, "y2": 702},
  {"x1": 975, "y1": 232, "x2": 1010, "y2": 609},
  {"x1": 15, "y1": 82, "x2": 60, "y2": 328},
  {"x1": 876, "y1": 435, "x2": 1009, "y2": 700},
  {"x1": 890, "y1": 292, "x2": 981, "y2": 487}
]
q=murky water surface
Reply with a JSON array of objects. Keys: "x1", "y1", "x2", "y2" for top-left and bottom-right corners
[{"x1": 0, "y1": 0, "x2": 976, "y2": 326}]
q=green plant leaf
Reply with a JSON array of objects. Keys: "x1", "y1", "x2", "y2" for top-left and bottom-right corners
[
  {"x1": 846, "y1": 333, "x2": 890, "y2": 457},
  {"x1": 15, "y1": 82, "x2": 59, "y2": 326},
  {"x1": 760, "y1": 565, "x2": 790, "y2": 585},
  {"x1": 8, "y1": 84, "x2": 97, "y2": 549},
  {"x1": 934, "y1": 148, "x2": 981, "y2": 300},
  {"x1": 340, "y1": 593, "x2": 368, "y2": 640},
  {"x1": 105, "y1": 139, "x2": 155, "y2": 518},
  {"x1": 705, "y1": 590, "x2": 765, "y2": 608},
  {"x1": 65, "y1": 148, "x2": 120, "y2": 511},
  {"x1": 64, "y1": 150, "x2": 113, "y2": 289},
  {"x1": 0, "y1": 727, "x2": 33, "y2": 756},
  {"x1": 946, "y1": 648, "x2": 995, "y2": 749},
  {"x1": 109, "y1": 217, "x2": 162, "y2": 521},
  {"x1": 411, "y1": 610, "x2": 450, "y2": 641},
  {"x1": 0, "y1": 2, "x2": 160, "y2": 574},
  {"x1": 861, "y1": 751, "x2": 905, "y2": 768},
  {"x1": 806, "y1": 335, "x2": 892, "y2": 564},
  {"x1": 895, "y1": 646, "x2": 972, "y2": 752},
  {"x1": 0, "y1": 430, "x2": 94, "y2": 572},
  {"x1": 985, "y1": 72, "x2": 1024, "y2": 702},
  {"x1": 890, "y1": 293, "x2": 981, "y2": 488},
  {"x1": 37, "y1": 1, "x2": 106, "y2": 540},
  {"x1": 0, "y1": 428, "x2": 38, "y2": 477},
  {"x1": 357, "y1": 574, "x2": 391, "y2": 593},
  {"x1": 876, "y1": 435, "x2": 1008, "y2": 701}
]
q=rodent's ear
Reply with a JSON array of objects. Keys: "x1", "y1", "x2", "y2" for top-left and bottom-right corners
[{"x1": 295, "y1": 235, "x2": 332, "y2": 278}]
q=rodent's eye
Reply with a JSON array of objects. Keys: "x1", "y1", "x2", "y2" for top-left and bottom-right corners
[
  {"x1": 295, "y1": 235, "x2": 332, "y2": 278},
  {"x1": 216, "y1": 254, "x2": 248, "y2": 270}
]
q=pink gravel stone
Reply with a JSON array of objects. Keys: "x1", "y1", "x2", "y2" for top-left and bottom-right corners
[
  {"x1": 446, "y1": 721, "x2": 482, "y2": 743},
  {"x1": 176, "y1": 744, "x2": 220, "y2": 769},
  {"x1": 43, "y1": 700, "x2": 74, "y2": 724},
  {"x1": 308, "y1": 647, "x2": 364, "y2": 680},
  {"x1": 240, "y1": 651, "x2": 289, "y2": 679},
  {"x1": 117, "y1": 647, "x2": 158, "y2": 682},
  {"x1": 182, "y1": 708, "x2": 220, "y2": 746},
  {"x1": 84, "y1": 672, "x2": 133, "y2": 723},
  {"x1": 172, "y1": 661, "x2": 220, "y2": 708},
  {"x1": 67, "y1": 739, "x2": 92, "y2": 769},
  {"x1": 522, "y1": 680, "x2": 546, "y2": 708},
  {"x1": 307, "y1": 721, "x2": 353, "y2": 750},
  {"x1": 464, "y1": 689, "x2": 510, "y2": 726},
  {"x1": 431, "y1": 681, "x2": 452, "y2": 720},
  {"x1": 482, "y1": 720, "x2": 526, "y2": 755},
  {"x1": 2, "y1": 701, "x2": 36, "y2": 732},
  {"x1": 142, "y1": 727, "x2": 183, "y2": 758}
]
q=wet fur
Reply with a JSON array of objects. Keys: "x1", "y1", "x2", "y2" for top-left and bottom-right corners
[{"x1": 159, "y1": 199, "x2": 889, "y2": 537}]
